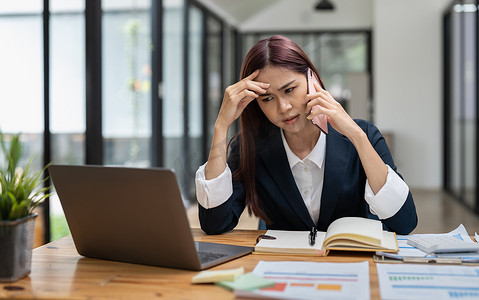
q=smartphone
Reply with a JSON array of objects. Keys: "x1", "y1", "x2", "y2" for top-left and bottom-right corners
[{"x1": 307, "y1": 68, "x2": 328, "y2": 134}]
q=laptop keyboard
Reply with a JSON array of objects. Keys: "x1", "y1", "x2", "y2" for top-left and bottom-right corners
[{"x1": 198, "y1": 251, "x2": 228, "y2": 264}]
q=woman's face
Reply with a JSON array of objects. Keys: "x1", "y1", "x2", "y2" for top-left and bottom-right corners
[{"x1": 255, "y1": 65, "x2": 315, "y2": 134}]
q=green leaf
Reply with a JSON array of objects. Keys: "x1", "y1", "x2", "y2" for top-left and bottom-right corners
[
  {"x1": 0, "y1": 129, "x2": 53, "y2": 220},
  {"x1": 8, "y1": 200, "x2": 28, "y2": 220}
]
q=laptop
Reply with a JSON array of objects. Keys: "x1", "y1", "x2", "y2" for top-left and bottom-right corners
[{"x1": 48, "y1": 165, "x2": 253, "y2": 270}]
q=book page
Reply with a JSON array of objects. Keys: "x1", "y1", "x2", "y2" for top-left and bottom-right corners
[
  {"x1": 254, "y1": 230, "x2": 326, "y2": 255},
  {"x1": 324, "y1": 217, "x2": 382, "y2": 248},
  {"x1": 380, "y1": 231, "x2": 398, "y2": 250},
  {"x1": 326, "y1": 231, "x2": 397, "y2": 252}
]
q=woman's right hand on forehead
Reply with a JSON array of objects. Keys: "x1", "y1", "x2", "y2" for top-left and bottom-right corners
[{"x1": 215, "y1": 70, "x2": 270, "y2": 129}]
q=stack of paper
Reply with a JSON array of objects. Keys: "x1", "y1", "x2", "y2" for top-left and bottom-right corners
[{"x1": 376, "y1": 224, "x2": 479, "y2": 263}]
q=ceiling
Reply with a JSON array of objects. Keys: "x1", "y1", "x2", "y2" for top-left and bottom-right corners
[{"x1": 194, "y1": 0, "x2": 280, "y2": 25}]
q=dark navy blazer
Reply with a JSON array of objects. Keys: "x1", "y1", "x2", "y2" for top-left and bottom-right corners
[{"x1": 199, "y1": 120, "x2": 417, "y2": 235}]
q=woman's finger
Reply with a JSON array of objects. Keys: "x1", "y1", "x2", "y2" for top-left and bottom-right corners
[
  {"x1": 313, "y1": 81, "x2": 324, "y2": 92},
  {"x1": 245, "y1": 69, "x2": 270, "y2": 89},
  {"x1": 307, "y1": 104, "x2": 331, "y2": 120},
  {"x1": 228, "y1": 83, "x2": 266, "y2": 105},
  {"x1": 245, "y1": 69, "x2": 260, "y2": 80},
  {"x1": 228, "y1": 77, "x2": 269, "y2": 98},
  {"x1": 305, "y1": 95, "x2": 334, "y2": 115},
  {"x1": 310, "y1": 83, "x2": 340, "y2": 108},
  {"x1": 246, "y1": 81, "x2": 270, "y2": 94},
  {"x1": 238, "y1": 89, "x2": 259, "y2": 102}
]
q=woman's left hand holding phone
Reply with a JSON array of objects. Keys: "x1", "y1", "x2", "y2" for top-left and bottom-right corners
[
  {"x1": 306, "y1": 81, "x2": 388, "y2": 194},
  {"x1": 205, "y1": 70, "x2": 270, "y2": 180},
  {"x1": 305, "y1": 81, "x2": 363, "y2": 141}
]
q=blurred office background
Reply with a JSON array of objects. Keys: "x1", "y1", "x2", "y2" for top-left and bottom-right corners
[{"x1": 0, "y1": 0, "x2": 478, "y2": 245}]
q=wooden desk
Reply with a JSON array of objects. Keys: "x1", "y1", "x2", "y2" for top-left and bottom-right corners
[{"x1": 0, "y1": 229, "x2": 380, "y2": 299}]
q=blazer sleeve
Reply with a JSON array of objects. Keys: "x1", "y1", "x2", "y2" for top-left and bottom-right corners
[
  {"x1": 363, "y1": 120, "x2": 418, "y2": 235},
  {"x1": 198, "y1": 137, "x2": 247, "y2": 235}
]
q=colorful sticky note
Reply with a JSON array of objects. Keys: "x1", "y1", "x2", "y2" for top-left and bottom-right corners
[
  {"x1": 191, "y1": 267, "x2": 244, "y2": 283},
  {"x1": 216, "y1": 273, "x2": 275, "y2": 291}
]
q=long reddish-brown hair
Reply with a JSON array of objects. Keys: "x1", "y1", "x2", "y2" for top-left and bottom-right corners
[{"x1": 232, "y1": 35, "x2": 325, "y2": 224}]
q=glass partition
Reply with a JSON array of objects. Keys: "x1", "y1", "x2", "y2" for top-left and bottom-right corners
[
  {"x1": 205, "y1": 16, "x2": 222, "y2": 154},
  {"x1": 0, "y1": 0, "x2": 244, "y2": 242},
  {"x1": 444, "y1": 1, "x2": 478, "y2": 213},
  {"x1": 0, "y1": 3, "x2": 44, "y2": 245},
  {"x1": 462, "y1": 1, "x2": 476, "y2": 209},
  {"x1": 103, "y1": 1, "x2": 152, "y2": 167},
  {"x1": 186, "y1": 4, "x2": 204, "y2": 199},
  {"x1": 49, "y1": 0, "x2": 86, "y2": 241},
  {"x1": 0, "y1": 3, "x2": 43, "y2": 170},
  {"x1": 450, "y1": 5, "x2": 464, "y2": 201},
  {"x1": 163, "y1": 0, "x2": 186, "y2": 196}
]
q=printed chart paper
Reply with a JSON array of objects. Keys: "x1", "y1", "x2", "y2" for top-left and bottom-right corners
[
  {"x1": 377, "y1": 263, "x2": 479, "y2": 299},
  {"x1": 235, "y1": 261, "x2": 369, "y2": 300}
]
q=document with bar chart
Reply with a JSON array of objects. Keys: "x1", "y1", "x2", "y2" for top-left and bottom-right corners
[
  {"x1": 235, "y1": 261, "x2": 370, "y2": 299},
  {"x1": 377, "y1": 263, "x2": 479, "y2": 299}
]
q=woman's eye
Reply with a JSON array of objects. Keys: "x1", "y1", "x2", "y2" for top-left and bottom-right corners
[
  {"x1": 285, "y1": 87, "x2": 295, "y2": 94},
  {"x1": 261, "y1": 96, "x2": 273, "y2": 102}
]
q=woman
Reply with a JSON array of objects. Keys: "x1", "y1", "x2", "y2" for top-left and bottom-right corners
[{"x1": 195, "y1": 35, "x2": 417, "y2": 235}]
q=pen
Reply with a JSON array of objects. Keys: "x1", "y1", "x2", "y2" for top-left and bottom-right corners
[{"x1": 309, "y1": 227, "x2": 317, "y2": 246}]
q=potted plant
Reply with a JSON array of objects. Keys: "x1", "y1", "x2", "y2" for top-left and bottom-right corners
[{"x1": 0, "y1": 131, "x2": 50, "y2": 282}]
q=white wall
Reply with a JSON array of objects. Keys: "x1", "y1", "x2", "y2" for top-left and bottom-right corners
[{"x1": 373, "y1": 0, "x2": 450, "y2": 189}]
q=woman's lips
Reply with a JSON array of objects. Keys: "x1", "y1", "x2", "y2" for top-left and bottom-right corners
[{"x1": 283, "y1": 115, "x2": 299, "y2": 125}]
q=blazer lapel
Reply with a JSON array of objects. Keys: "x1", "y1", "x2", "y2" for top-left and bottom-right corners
[
  {"x1": 317, "y1": 129, "x2": 352, "y2": 230},
  {"x1": 257, "y1": 129, "x2": 313, "y2": 228}
]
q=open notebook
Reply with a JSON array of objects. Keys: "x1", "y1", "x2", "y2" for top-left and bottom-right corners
[{"x1": 254, "y1": 217, "x2": 398, "y2": 256}]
